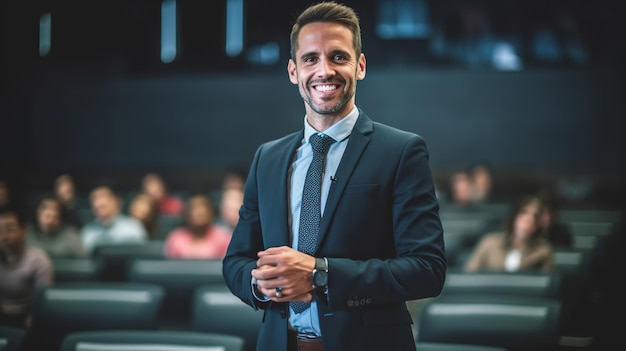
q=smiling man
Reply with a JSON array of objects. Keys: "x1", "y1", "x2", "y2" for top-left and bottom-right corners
[{"x1": 222, "y1": 2, "x2": 446, "y2": 351}]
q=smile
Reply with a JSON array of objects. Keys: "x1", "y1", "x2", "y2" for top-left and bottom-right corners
[{"x1": 314, "y1": 84, "x2": 339, "y2": 92}]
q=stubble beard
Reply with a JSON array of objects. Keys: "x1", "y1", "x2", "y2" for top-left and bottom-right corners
[{"x1": 303, "y1": 83, "x2": 355, "y2": 116}]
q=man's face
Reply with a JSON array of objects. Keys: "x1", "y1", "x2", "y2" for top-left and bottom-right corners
[
  {"x1": 288, "y1": 21, "x2": 366, "y2": 119},
  {"x1": 0, "y1": 213, "x2": 25, "y2": 252},
  {"x1": 90, "y1": 187, "x2": 120, "y2": 222},
  {"x1": 38, "y1": 199, "x2": 62, "y2": 232}
]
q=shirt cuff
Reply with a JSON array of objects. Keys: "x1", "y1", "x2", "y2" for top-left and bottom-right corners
[{"x1": 251, "y1": 276, "x2": 271, "y2": 302}]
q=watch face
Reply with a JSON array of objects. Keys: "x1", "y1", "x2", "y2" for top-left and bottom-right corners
[{"x1": 314, "y1": 270, "x2": 328, "y2": 288}]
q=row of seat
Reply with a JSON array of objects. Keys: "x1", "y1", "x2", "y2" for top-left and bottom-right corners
[
  {"x1": 2, "y1": 326, "x2": 515, "y2": 351},
  {"x1": 0, "y1": 327, "x2": 246, "y2": 351},
  {"x1": 415, "y1": 270, "x2": 590, "y2": 351},
  {"x1": 51, "y1": 254, "x2": 238, "y2": 331},
  {"x1": 3, "y1": 269, "x2": 598, "y2": 351},
  {"x1": 14, "y1": 281, "x2": 262, "y2": 351}
]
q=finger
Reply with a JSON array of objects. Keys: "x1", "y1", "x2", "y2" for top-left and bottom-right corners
[
  {"x1": 257, "y1": 246, "x2": 291, "y2": 257},
  {"x1": 252, "y1": 267, "x2": 280, "y2": 281},
  {"x1": 256, "y1": 255, "x2": 282, "y2": 267}
]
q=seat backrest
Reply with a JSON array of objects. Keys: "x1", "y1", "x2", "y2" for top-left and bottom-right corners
[
  {"x1": 440, "y1": 271, "x2": 562, "y2": 299},
  {"x1": 126, "y1": 258, "x2": 225, "y2": 328},
  {"x1": 191, "y1": 284, "x2": 263, "y2": 351},
  {"x1": 415, "y1": 342, "x2": 506, "y2": 351},
  {"x1": 26, "y1": 282, "x2": 164, "y2": 350},
  {"x1": 417, "y1": 294, "x2": 562, "y2": 351},
  {"x1": 51, "y1": 256, "x2": 103, "y2": 283},
  {"x1": 0, "y1": 326, "x2": 26, "y2": 351},
  {"x1": 558, "y1": 209, "x2": 622, "y2": 223},
  {"x1": 93, "y1": 241, "x2": 165, "y2": 281},
  {"x1": 60, "y1": 330, "x2": 244, "y2": 351}
]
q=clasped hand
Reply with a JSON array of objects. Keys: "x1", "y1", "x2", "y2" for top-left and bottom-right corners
[{"x1": 252, "y1": 246, "x2": 316, "y2": 302}]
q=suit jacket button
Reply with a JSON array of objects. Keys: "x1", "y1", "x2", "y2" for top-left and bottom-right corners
[
  {"x1": 347, "y1": 300, "x2": 354, "y2": 307},
  {"x1": 360, "y1": 299, "x2": 366, "y2": 306},
  {"x1": 280, "y1": 308, "x2": 287, "y2": 318},
  {"x1": 366, "y1": 298, "x2": 372, "y2": 304}
]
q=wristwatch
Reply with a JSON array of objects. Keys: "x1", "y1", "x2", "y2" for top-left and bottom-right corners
[{"x1": 312, "y1": 257, "x2": 328, "y2": 291}]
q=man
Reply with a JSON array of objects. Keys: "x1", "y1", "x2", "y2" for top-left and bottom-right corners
[
  {"x1": 222, "y1": 2, "x2": 446, "y2": 351},
  {"x1": 81, "y1": 184, "x2": 148, "y2": 255},
  {"x1": 0, "y1": 206, "x2": 53, "y2": 328}
]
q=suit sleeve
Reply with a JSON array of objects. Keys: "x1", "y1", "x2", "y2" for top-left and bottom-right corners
[{"x1": 222, "y1": 145, "x2": 270, "y2": 310}]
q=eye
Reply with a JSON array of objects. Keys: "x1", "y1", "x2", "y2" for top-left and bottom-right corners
[{"x1": 334, "y1": 54, "x2": 347, "y2": 61}]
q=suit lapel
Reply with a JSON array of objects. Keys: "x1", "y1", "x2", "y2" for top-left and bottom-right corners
[{"x1": 316, "y1": 111, "x2": 374, "y2": 252}]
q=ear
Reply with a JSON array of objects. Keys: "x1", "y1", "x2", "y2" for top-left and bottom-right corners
[
  {"x1": 288, "y1": 59, "x2": 298, "y2": 85},
  {"x1": 357, "y1": 53, "x2": 366, "y2": 81}
]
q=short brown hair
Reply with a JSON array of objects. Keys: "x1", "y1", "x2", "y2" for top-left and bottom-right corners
[{"x1": 290, "y1": 1, "x2": 362, "y2": 60}]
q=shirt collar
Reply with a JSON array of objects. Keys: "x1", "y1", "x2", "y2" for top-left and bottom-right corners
[{"x1": 303, "y1": 105, "x2": 359, "y2": 143}]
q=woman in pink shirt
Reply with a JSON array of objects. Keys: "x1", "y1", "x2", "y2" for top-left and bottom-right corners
[{"x1": 163, "y1": 194, "x2": 232, "y2": 259}]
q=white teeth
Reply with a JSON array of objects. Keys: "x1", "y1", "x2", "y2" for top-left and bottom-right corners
[{"x1": 315, "y1": 85, "x2": 337, "y2": 92}]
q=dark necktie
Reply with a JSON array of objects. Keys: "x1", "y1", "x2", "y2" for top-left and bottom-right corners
[{"x1": 291, "y1": 133, "x2": 335, "y2": 314}]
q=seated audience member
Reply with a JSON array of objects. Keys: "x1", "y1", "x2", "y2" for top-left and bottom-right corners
[
  {"x1": 0, "y1": 180, "x2": 12, "y2": 207},
  {"x1": 469, "y1": 162, "x2": 496, "y2": 203},
  {"x1": 464, "y1": 195, "x2": 554, "y2": 272},
  {"x1": 27, "y1": 194, "x2": 85, "y2": 257},
  {"x1": 537, "y1": 192, "x2": 573, "y2": 248},
  {"x1": 221, "y1": 169, "x2": 246, "y2": 191},
  {"x1": 215, "y1": 187, "x2": 243, "y2": 234},
  {"x1": 81, "y1": 184, "x2": 148, "y2": 255},
  {"x1": 128, "y1": 192, "x2": 160, "y2": 240},
  {"x1": 53, "y1": 173, "x2": 86, "y2": 229},
  {"x1": 0, "y1": 205, "x2": 53, "y2": 328},
  {"x1": 163, "y1": 194, "x2": 231, "y2": 259},
  {"x1": 141, "y1": 172, "x2": 184, "y2": 217},
  {"x1": 449, "y1": 170, "x2": 475, "y2": 208}
]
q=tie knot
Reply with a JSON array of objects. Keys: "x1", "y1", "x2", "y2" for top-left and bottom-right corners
[{"x1": 309, "y1": 133, "x2": 336, "y2": 154}]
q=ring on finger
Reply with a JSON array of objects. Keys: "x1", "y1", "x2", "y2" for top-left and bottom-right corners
[{"x1": 275, "y1": 287, "x2": 283, "y2": 298}]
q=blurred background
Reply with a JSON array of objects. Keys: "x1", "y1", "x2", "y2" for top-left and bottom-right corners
[{"x1": 2, "y1": 0, "x2": 625, "y2": 208}]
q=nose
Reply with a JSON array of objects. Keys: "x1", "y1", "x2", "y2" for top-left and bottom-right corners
[{"x1": 317, "y1": 58, "x2": 335, "y2": 78}]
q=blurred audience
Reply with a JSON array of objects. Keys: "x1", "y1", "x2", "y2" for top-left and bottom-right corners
[
  {"x1": 221, "y1": 170, "x2": 246, "y2": 191},
  {"x1": 53, "y1": 174, "x2": 87, "y2": 229},
  {"x1": 0, "y1": 180, "x2": 12, "y2": 207},
  {"x1": 448, "y1": 170, "x2": 475, "y2": 207},
  {"x1": 127, "y1": 192, "x2": 160, "y2": 240},
  {"x1": 215, "y1": 187, "x2": 243, "y2": 234},
  {"x1": 464, "y1": 195, "x2": 554, "y2": 272},
  {"x1": 0, "y1": 205, "x2": 53, "y2": 329},
  {"x1": 141, "y1": 172, "x2": 184, "y2": 217},
  {"x1": 81, "y1": 184, "x2": 148, "y2": 255},
  {"x1": 163, "y1": 194, "x2": 231, "y2": 259},
  {"x1": 469, "y1": 162, "x2": 496, "y2": 204},
  {"x1": 27, "y1": 194, "x2": 85, "y2": 257}
]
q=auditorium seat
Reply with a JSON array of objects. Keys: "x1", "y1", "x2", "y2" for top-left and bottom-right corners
[
  {"x1": 126, "y1": 258, "x2": 225, "y2": 329},
  {"x1": 51, "y1": 256, "x2": 103, "y2": 283},
  {"x1": 92, "y1": 241, "x2": 165, "y2": 281},
  {"x1": 0, "y1": 326, "x2": 26, "y2": 351},
  {"x1": 60, "y1": 330, "x2": 244, "y2": 351},
  {"x1": 416, "y1": 294, "x2": 562, "y2": 351},
  {"x1": 558, "y1": 209, "x2": 621, "y2": 223},
  {"x1": 415, "y1": 342, "x2": 506, "y2": 351},
  {"x1": 440, "y1": 270, "x2": 562, "y2": 299},
  {"x1": 24, "y1": 281, "x2": 164, "y2": 351},
  {"x1": 192, "y1": 284, "x2": 263, "y2": 351}
]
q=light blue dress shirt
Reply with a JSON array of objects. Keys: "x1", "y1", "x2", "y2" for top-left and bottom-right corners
[{"x1": 288, "y1": 106, "x2": 358, "y2": 336}]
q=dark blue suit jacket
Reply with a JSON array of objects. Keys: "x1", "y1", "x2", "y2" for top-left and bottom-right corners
[{"x1": 223, "y1": 110, "x2": 446, "y2": 351}]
